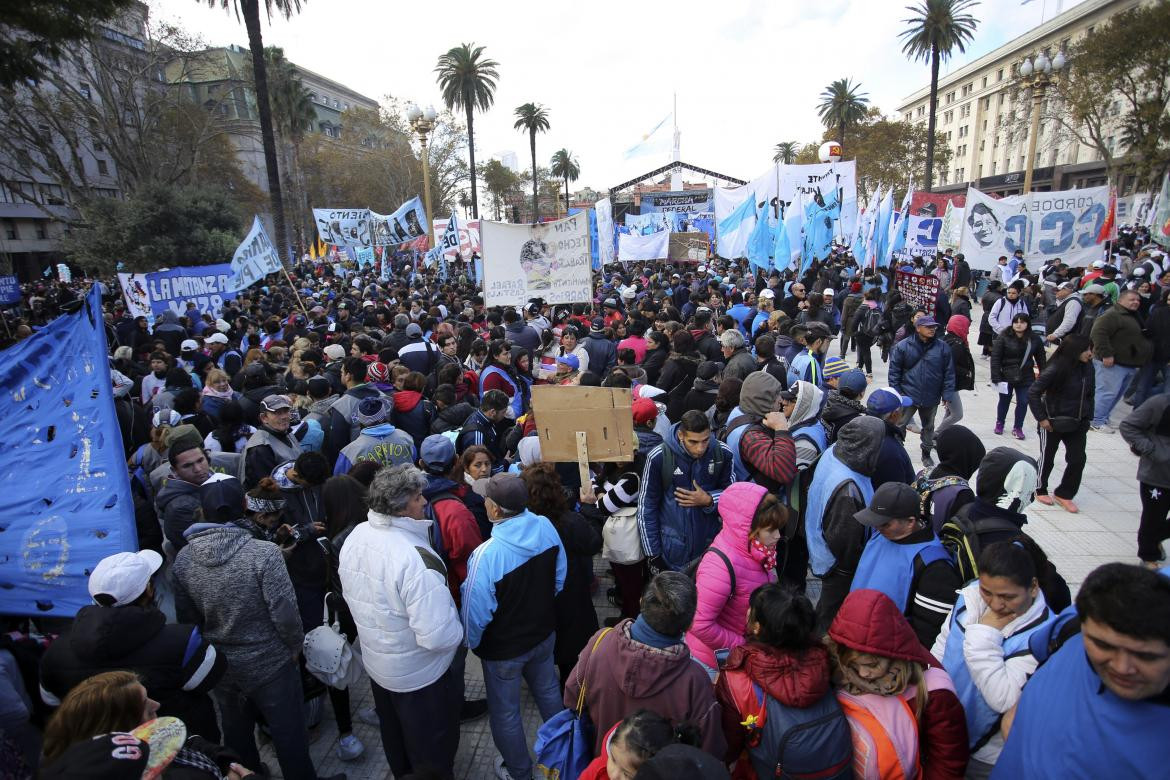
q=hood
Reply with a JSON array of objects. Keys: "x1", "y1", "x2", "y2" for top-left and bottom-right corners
[
  {"x1": 723, "y1": 642, "x2": 831, "y2": 708},
  {"x1": 932, "y1": 425, "x2": 985, "y2": 480},
  {"x1": 611, "y1": 620, "x2": 703, "y2": 698},
  {"x1": 271, "y1": 460, "x2": 300, "y2": 491},
  {"x1": 635, "y1": 429, "x2": 663, "y2": 459},
  {"x1": 308, "y1": 396, "x2": 337, "y2": 414},
  {"x1": 359, "y1": 422, "x2": 399, "y2": 438},
  {"x1": 945, "y1": 315, "x2": 970, "y2": 341},
  {"x1": 717, "y1": 482, "x2": 768, "y2": 541},
  {"x1": 517, "y1": 436, "x2": 542, "y2": 467},
  {"x1": 975, "y1": 446, "x2": 1038, "y2": 512},
  {"x1": 182, "y1": 524, "x2": 253, "y2": 568},
  {"x1": 393, "y1": 390, "x2": 422, "y2": 412},
  {"x1": 437, "y1": 401, "x2": 474, "y2": 423},
  {"x1": 154, "y1": 310, "x2": 183, "y2": 330},
  {"x1": 69, "y1": 604, "x2": 166, "y2": 662},
  {"x1": 788, "y1": 381, "x2": 824, "y2": 429},
  {"x1": 690, "y1": 377, "x2": 719, "y2": 393},
  {"x1": 156, "y1": 476, "x2": 200, "y2": 511},
  {"x1": 828, "y1": 589, "x2": 940, "y2": 668},
  {"x1": 739, "y1": 371, "x2": 782, "y2": 418},
  {"x1": 821, "y1": 392, "x2": 865, "y2": 423},
  {"x1": 491, "y1": 509, "x2": 559, "y2": 557},
  {"x1": 834, "y1": 415, "x2": 884, "y2": 474},
  {"x1": 423, "y1": 475, "x2": 460, "y2": 498}
]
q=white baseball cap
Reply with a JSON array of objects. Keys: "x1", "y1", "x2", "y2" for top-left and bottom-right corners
[
  {"x1": 180, "y1": 339, "x2": 199, "y2": 352},
  {"x1": 758, "y1": 288, "x2": 775, "y2": 299},
  {"x1": 205, "y1": 332, "x2": 229, "y2": 345},
  {"x1": 88, "y1": 550, "x2": 163, "y2": 606}
]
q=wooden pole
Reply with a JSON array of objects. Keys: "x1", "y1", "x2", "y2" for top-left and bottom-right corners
[
  {"x1": 281, "y1": 266, "x2": 311, "y2": 318},
  {"x1": 575, "y1": 431, "x2": 591, "y2": 493}
]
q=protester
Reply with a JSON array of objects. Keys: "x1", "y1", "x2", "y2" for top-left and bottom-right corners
[
  {"x1": 578, "y1": 709, "x2": 702, "y2": 780},
  {"x1": 990, "y1": 313, "x2": 1045, "y2": 440},
  {"x1": 914, "y1": 425, "x2": 985, "y2": 532},
  {"x1": 888, "y1": 314, "x2": 956, "y2": 467},
  {"x1": 1090, "y1": 288, "x2": 1152, "y2": 432},
  {"x1": 1119, "y1": 396, "x2": 1170, "y2": 566},
  {"x1": 1028, "y1": 333, "x2": 1094, "y2": 512},
  {"x1": 937, "y1": 314, "x2": 974, "y2": 433}
]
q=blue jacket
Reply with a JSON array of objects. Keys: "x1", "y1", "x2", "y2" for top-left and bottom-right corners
[
  {"x1": 460, "y1": 509, "x2": 566, "y2": 660},
  {"x1": 888, "y1": 334, "x2": 956, "y2": 408},
  {"x1": 636, "y1": 422, "x2": 733, "y2": 569}
]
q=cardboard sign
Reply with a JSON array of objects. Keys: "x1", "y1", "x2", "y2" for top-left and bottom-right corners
[{"x1": 531, "y1": 386, "x2": 635, "y2": 463}]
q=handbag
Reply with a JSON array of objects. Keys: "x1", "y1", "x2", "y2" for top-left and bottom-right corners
[
  {"x1": 534, "y1": 627, "x2": 613, "y2": 780},
  {"x1": 303, "y1": 593, "x2": 364, "y2": 690},
  {"x1": 602, "y1": 507, "x2": 643, "y2": 564}
]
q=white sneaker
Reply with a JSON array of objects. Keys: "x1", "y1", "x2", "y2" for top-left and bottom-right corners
[
  {"x1": 355, "y1": 707, "x2": 379, "y2": 725},
  {"x1": 336, "y1": 733, "x2": 365, "y2": 761},
  {"x1": 494, "y1": 755, "x2": 526, "y2": 780},
  {"x1": 1090, "y1": 424, "x2": 1116, "y2": 434}
]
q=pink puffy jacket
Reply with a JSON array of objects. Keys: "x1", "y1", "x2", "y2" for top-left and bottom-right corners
[{"x1": 684, "y1": 482, "x2": 777, "y2": 668}]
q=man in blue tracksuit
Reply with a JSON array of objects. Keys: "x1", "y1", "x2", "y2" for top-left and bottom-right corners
[
  {"x1": 888, "y1": 314, "x2": 956, "y2": 468},
  {"x1": 992, "y1": 563, "x2": 1170, "y2": 779},
  {"x1": 461, "y1": 474, "x2": 567, "y2": 780},
  {"x1": 637, "y1": 409, "x2": 733, "y2": 575}
]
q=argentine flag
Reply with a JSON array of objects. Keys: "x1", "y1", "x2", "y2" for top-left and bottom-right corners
[
  {"x1": 717, "y1": 191, "x2": 757, "y2": 259},
  {"x1": 772, "y1": 202, "x2": 793, "y2": 272},
  {"x1": 746, "y1": 203, "x2": 774, "y2": 272},
  {"x1": 623, "y1": 113, "x2": 673, "y2": 160}
]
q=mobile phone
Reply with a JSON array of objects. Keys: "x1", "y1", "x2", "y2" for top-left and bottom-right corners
[{"x1": 715, "y1": 648, "x2": 731, "y2": 668}]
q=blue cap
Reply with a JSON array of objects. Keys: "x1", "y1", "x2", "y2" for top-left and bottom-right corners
[
  {"x1": 420, "y1": 434, "x2": 456, "y2": 470},
  {"x1": 556, "y1": 354, "x2": 580, "y2": 371},
  {"x1": 866, "y1": 387, "x2": 913, "y2": 416},
  {"x1": 838, "y1": 369, "x2": 868, "y2": 396}
]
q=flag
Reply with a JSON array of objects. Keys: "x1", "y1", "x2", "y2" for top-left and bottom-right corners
[
  {"x1": 717, "y1": 191, "x2": 758, "y2": 259},
  {"x1": 228, "y1": 216, "x2": 283, "y2": 292},
  {"x1": 1150, "y1": 171, "x2": 1170, "y2": 249},
  {"x1": 801, "y1": 189, "x2": 840, "y2": 274},
  {"x1": 623, "y1": 113, "x2": 673, "y2": 160},
  {"x1": 783, "y1": 192, "x2": 805, "y2": 271},
  {"x1": 772, "y1": 202, "x2": 793, "y2": 271},
  {"x1": 1097, "y1": 187, "x2": 1117, "y2": 244},
  {"x1": 885, "y1": 187, "x2": 913, "y2": 266},
  {"x1": 746, "y1": 203, "x2": 773, "y2": 271}
]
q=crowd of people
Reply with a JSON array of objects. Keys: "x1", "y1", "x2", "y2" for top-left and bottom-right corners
[{"x1": 1, "y1": 224, "x2": 1169, "y2": 780}]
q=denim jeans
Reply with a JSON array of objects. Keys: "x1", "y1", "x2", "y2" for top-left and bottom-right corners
[
  {"x1": 480, "y1": 632, "x2": 563, "y2": 779},
  {"x1": 1092, "y1": 361, "x2": 1138, "y2": 426},
  {"x1": 214, "y1": 662, "x2": 317, "y2": 780},
  {"x1": 996, "y1": 381, "x2": 1032, "y2": 429},
  {"x1": 1131, "y1": 361, "x2": 1169, "y2": 408}
]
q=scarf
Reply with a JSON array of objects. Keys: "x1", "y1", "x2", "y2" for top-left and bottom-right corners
[
  {"x1": 201, "y1": 385, "x2": 234, "y2": 400},
  {"x1": 749, "y1": 537, "x2": 777, "y2": 572},
  {"x1": 829, "y1": 642, "x2": 913, "y2": 698},
  {"x1": 629, "y1": 615, "x2": 682, "y2": 650}
]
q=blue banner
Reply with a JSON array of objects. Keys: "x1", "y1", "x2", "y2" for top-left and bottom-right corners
[
  {"x1": 0, "y1": 286, "x2": 136, "y2": 616},
  {"x1": 144, "y1": 264, "x2": 236, "y2": 321},
  {"x1": 0, "y1": 275, "x2": 20, "y2": 304}
]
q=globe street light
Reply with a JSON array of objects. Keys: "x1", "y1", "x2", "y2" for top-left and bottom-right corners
[
  {"x1": 407, "y1": 103, "x2": 439, "y2": 249},
  {"x1": 1017, "y1": 49, "x2": 1067, "y2": 193}
]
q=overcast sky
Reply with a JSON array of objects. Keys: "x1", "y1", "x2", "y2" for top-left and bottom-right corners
[{"x1": 150, "y1": 0, "x2": 1085, "y2": 193}]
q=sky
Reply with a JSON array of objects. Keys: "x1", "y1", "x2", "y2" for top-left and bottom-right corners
[{"x1": 149, "y1": 0, "x2": 1087, "y2": 196}]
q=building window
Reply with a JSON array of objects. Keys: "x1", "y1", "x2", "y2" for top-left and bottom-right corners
[
  {"x1": 3, "y1": 221, "x2": 16, "y2": 240},
  {"x1": 980, "y1": 139, "x2": 986, "y2": 151},
  {"x1": 961, "y1": 83, "x2": 972, "y2": 96},
  {"x1": 982, "y1": 76, "x2": 987, "y2": 88},
  {"x1": 997, "y1": 68, "x2": 1004, "y2": 81},
  {"x1": 978, "y1": 164, "x2": 983, "y2": 177},
  {"x1": 992, "y1": 161, "x2": 998, "y2": 174},
  {"x1": 945, "y1": 91, "x2": 956, "y2": 104},
  {"x1": 97, "y1": 159, "x2": 108, "y2": 174},
  {"x1": 961, "y1": 103, "x2": 971, "y2": 118},
  {"x1": 943, "y1": 110, "x2": 953, "y2": 124},
  {"x1": 939, "y1": 170, "x2": 949, "y2": 185},
  {"x1": 917, "y1": 106, "x2": 925, "y2": 117},
  {"x1": 93, "y1": 140, "x2": 104, "y2": 152},
  {"x1": 36, "y1": 223, "x2": 47, "y2": 239},
  {"x1": 958, "y1": 125, "x2": 968, "y2": 138}
]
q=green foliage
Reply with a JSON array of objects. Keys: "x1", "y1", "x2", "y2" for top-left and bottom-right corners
[
  {"x1": 480, "y1": 158, "x2": 522, "y2": 220},
  {"x1": 817, "y1": 78, "x2": 869, "y2": 144},
  {"x1": 435, "y1": 42, "x2": 499, "y2": 219},
  {"x1": 773, "y1": 141, "x2": 799, "y2": 164},
  {"x1": 64, "y1": 183, "x2": 244, "y2": 273},
  {"x1": 549, "y1": 148, "x2": 579, "y2": 216},
  {"x1": 514, "y1": 103, "x2": 550, "y2": 220},
  {"x1": 0, "y1": 0, "x2": 136, "y2": 88},
  {"x1": 846, "y1": 109, "x2": 953, "y2": 200}
]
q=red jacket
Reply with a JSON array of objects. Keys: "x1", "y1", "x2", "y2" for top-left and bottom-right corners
[{"x1": 829, "y1": 589, "x2": 969, "y2": 780}]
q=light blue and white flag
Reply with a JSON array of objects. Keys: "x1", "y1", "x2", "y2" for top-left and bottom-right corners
[
  {"x1": 772, "y1": 202, "x2": 793, "y2": 272},
  {"x1": 873, "y1": 191, "x2": 895, "y2": 269},
  {"x1": 746, "y1": 203, "x2": 774, "y2": 272},
  {"x1": 228, "y1": 215, "x2": 283, "y2": 292},
  {"x1": 623, "y1": 113, "x2": 673, "y2": 160},
  {"x1": 884, "y1": 187, "x2": 914, "y2": 266},
  {"x1": 717, "y1": 191, "x2": 757, "y2": 259}
]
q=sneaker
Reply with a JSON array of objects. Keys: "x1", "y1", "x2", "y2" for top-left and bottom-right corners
[
  {"x1": 460, "y1": 698, "x2": 489, "y2": 723},
  {"x1": 336, "y1": 733, "x2": 364, "y2": 761},
  {"x1": 1012, "y1": 427, "x2": 1025, "y2": 440},
  {"x1": 1091, "y1": 424, "x2": 1116, "y2": 434},
  {"x1": 906, "y1": 423, "x2": 922, "y2": 434},
  {"x1": 495, "y1": 756, "x2": 521, "y2": 780},
  {"x1": 1036, "y1": 494, "x2": 1055, "y2": 506},
  {"x1": 355, "y1": 707, "x2": 379, "y2": 726},
  {"x1": 1053, "y1": 496, "x2": 1079, "y2": 513},
  {"x1": 994, "y1": 421, "x2": 1004, "y2": 435}
]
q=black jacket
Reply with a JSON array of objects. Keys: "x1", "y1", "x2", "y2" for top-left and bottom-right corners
[
  {"x1": 943, "y1": 332, "x2": 975, "y2": 392},
  {"x1": 694, "y1": 330, "x2": 723, "y2": 363},
  {"x1": 580, "y1": 333, "x2": 617, "y2": 376},
  {"x1": 991, "y1": 330, "x2": 1046, "y2": 385},
  {"x1": 39, "y1": 605, "x2": 225, "y2": 740},
  {"x1": 551, "y1": 511, "x2": 602, "y2": 670},
  {"x1": 1028, "y1": 359, "x2": 1094, "y2": 424},
  {"x1": 657, "y1": 353, "x2": 701, "y2": 423},
  {"x1": 641, "y1": 347, "x2": 669, "y2": 386},
  {"x1": 431, "y1": 401, "x2": 476, "y2": 434}
]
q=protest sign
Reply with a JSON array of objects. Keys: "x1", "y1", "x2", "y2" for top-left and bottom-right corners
[
  {"x1": 595, "y1": 198, "x2": 617, "y2": 266},
  {"x1": 480, "y1": 214, "x2": 592, "y2": 307},
  {"x1": 142, "y1": 264, "x2": 236, "y2": 321},
  {"x1": 959, "y1": 185, "x2": 1110, "y2": 271},
  {"x1": 313, "y1": 208, "x2": 372, "y2": 247},
  {"x1": 433, "y1": 218, "x2": 481, "y2": 261},
  {"x1": 370, "y1": 196, "x2": 429, "y2": 246},
  {"x1": 227, "y1": 216, "x2": 283, "y2": 292},
  {"x1": 0, "y1": 286, "x2": 136, "y2": 617},
  {"x1": 532, "y1": 386, "x2": 635, "y2": 463},
  {"x1": 896, "y1": 270, "x2": 940, "y2": 316},
  {"x1": 618, "y1": 230, "x2": 669, "y2": 262},
  {"x1": 0, "y1": 275, "x2": 21, "y2": 304},
  {"x1": 640, "y1": 189, "x2": 712, "y2": 214},
  {"x1": 355, "y1": 247, "x2": 375, "y2": 268},
  {"x1": 117, "y1": 273, "x2": 151, "y2": 320}
]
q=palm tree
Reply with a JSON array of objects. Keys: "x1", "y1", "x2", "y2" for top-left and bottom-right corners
[
  {"x1": 513, "y1": 103, "x2": 550, "y2": 221},
  {"x1": 205, "y1": 0, "x2": 303, "y2": 260},
  {"x1": 773, "y1": 141, "x2": 799, "y2": 164},
  {"x1": 435, "y1": 43, "x2": 499, "y2": 220},
  {"x1": 817, "y1": 78, "x2": 870, "y2": 147},
  {"x1": 899, "y1": 0, "x2": 980, "y2": 191},
  {"x1": 549, "y1": 149, "x2": 579, "y2": 217}
]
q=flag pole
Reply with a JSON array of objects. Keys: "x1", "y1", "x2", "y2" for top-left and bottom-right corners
[{"x1": 281, "y1": 265, "x2": 312, "y2": 318}]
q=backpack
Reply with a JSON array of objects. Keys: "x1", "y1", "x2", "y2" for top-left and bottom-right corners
[
  {"x1": 423, "y1": 492, "x2": 457, "y2": 567},
  {"x1": 938, "y1": 503, "x2": 1026, "y2": 583},
  {"x1": 723, "y1": 672, "x2": 852, "y2": 780},
  {"x1": 911, "y1": 473, "x2": 969, "y2": 530},
  {"x1": 681, "y1": 546, "x2": 735, "y2": 595},
  {"x1": 859, "y1": 306, "x2": 885, "y2": 339}
]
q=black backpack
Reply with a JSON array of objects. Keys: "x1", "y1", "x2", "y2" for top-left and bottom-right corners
[
  {"x1": 939, "y1": 503, "x2": 1026, "y2": 583},
  {"x1": 859, "y1": 306, "x2": 885, "y2": 339}
]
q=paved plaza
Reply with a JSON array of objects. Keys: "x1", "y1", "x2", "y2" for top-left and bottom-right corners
[{"x1": 268, "y1": 311, "x2": 1146, "y2": 779}]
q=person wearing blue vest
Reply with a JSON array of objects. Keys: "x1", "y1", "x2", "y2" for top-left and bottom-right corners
[
  {"x1": 787, "y1": 322, "x2": 831, "y2": 388},
  {"x1": 781, "y1": 380, "x2": 828, "y2": 469},
  {"x1": 720, "y1": 371, "x2": 796, "y2": 491},
  {"x1": 992, "y1": 563, "x2": 1170, "y2": 779},
  {"x1": 851, "y1": 481, "x2": 961, "y2": 648},
  {"x1": 479, "y1": 340, "x2": 525, "y2": 419},
  {"x1": 931, "y1": 541, "x2": 1053, "y2": 780},
  {"x1": 804, "y1": 415, "x2": 884, "y2": 634}
]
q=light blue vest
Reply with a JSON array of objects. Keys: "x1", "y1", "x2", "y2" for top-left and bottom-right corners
[
  {"x1": 941, "y1": 594, "x2": 1052, "y2": 751},
  {"x1": 804, "y1": 445, "x2": 875, "y2": 577},
  {"x1": 791, "y1": 420, "x2": 828, "y2": 456},
  {"x1": 850, "y1": 532, "x2": 952, "y2": 612},
  {"x1": 723, "y1": 405, "x2": 751, "y2": 481}
]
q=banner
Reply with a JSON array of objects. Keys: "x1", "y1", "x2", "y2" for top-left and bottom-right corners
[
  {"x1": 142, "y1": 264, "x2": 236, "y2": 321},
  {"x1": 117, "y1": 273, "x2": 151, "y2": 320},
  {"x1": 595, "y1": 198, "x2": 617, "y2": 266},
  {"x1": 938, "y1": 202, "x2": 964, "y2": 253},
  {"x1": 370, "y1": 196, "x2": 430, "y2": 246},
  {"x1": 958, "y1": 185, "x2": 1110, "y2": 271},
  {"x1": 0, "y1": 286, "x2": 136, "y2": 617},
  {"x1": 640, "y1": 189, "x2": 712, "y2": 214},
  {"x1": 618, "y1": 230, "x2": 670, "y2": 262},
  {"x1": 481, "y1": 214, "x2": 592, "y2": 306},
  {"x1": 1152, "y1": 172, "x2": 1170, "y2": 248},
  {"x1": 313, "y1": 208, "x2": 371, "y2": 247},
  {"x1": 910, "y1": 191, "x2": 966, "y2": 217},
  {"x1": 227, "y1": 216, "x2": 283, "y2": 292},
  {"x1": 1116, "y1": 192, "x2": 1152, "y2": 225},
  {"x1": 432, "y1": 218, "x2": 481, "y2": 261},
  {"x1": 0, "y1": 275, "x2": 21, "y2": 304},
  {"x1": 896, "y1": 270, "x2": 941, "y2": 317}
]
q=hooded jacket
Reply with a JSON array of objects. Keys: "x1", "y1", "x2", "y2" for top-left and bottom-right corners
[
  {"x1": 172, "y1": 524, "x2": 304, "y2": 689},
  {"x1": 991, "y1": 328, "x2": 1045, "y2": 385},
  {"x1": 563, "y1": 619, "x2": 726, "y2": 757},
  {"x1": 828, "y1": 589, "x2": 970, "y2": 780},
  {"x1": 324, "y1": 383, "x2": 386, "y2": 462},
  {"x1": 788, "y1": 381, "x2": 827, "y2": 467},
  {"x1": 1027, "y1": 357, "x2": 1094, "y2": 427},
  {"x1": 685, "y1": 483, "x2": 778, "y2": 668},
  {"x1": 1119, "y1": 394, "x2": 1170, "y2": 489},
  {"x1": 581, "y1": 331, "x2": 618, "y2": 376},
  {"x1": 422, "y1": 475, "x2": 483, "y2": 606},
  {"x1": 391, "y1": 390, "x2": 434, "y2": 450},
  {"x1": 916, "y1": 426, "x2": 984, "y2": 532},
  {"x1": 636, "y1": 422, "x2": 734, "y2": 570},
  {"x1": 943, "y1": 316, "x2": 975, "y2": 392},
  {"x1": 430, "y1": 401, "x2": 475, "y2": 434},
  {"x1": 152, "y1": 310, "x2": 187, "y2": 356},
  {"x1": 820, "y1": 391, "x2": 866, "y2": 445},
  {"x1": 889, "y1": 333, "x2": 957, "y2": 407},
  {"x1": 334, "y1": 422, "x2": 416, "y2": 476},
  {"x1": 271, "y1": 461, "x2": 325, "y2": 531},
  {"x1": 870, "y1": 418, "x2": 917, "y2": 487},
  {"x1": 726, "y1": 373, "x2": 797, "y2": 490},
  {"x1": 157, "y1": 477, "x2": 202, "y2": 550},
  {"x1": 1091, "y1": 302, "x2": 1153, "y2": 367}
]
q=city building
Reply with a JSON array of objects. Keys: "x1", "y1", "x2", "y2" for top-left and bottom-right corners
[{"x1": 897, "y1": 0, "x2": 1149, "y2": 197}]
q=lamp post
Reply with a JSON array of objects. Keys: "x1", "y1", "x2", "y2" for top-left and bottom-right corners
[
  {"x1": 1018, "y1": 49, "x2": 1067, "y2": 193},
  {"x1": 406, "y1": 103, "x2": 439, "y2": 249}
]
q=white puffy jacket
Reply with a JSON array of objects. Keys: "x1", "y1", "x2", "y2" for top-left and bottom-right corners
[{"x1": 339, "y1": 510, "x2": 463, "y2": 692}]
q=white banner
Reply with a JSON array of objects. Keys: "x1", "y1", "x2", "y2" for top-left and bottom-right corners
[
  {"x1": 481, "y1": 214, "x2": 592, "y2": 307},
  {"x1": 618, "y1": 230, "x2": 670, "y2": 262},
  {"x1": 596, "y1": 197, "x2": 616, "y2": 265},
  {"x1": 314, "y1": 208, "x2": 371, "y2": 247},
  {"x1": 228, "y1": 216, "x2": 283, "y2": 292},
  {"x1": 370, "y1": 196, "x2": 429, "y2": 246},
  {"x1": 938, "y1": 202, "x2": 963, "y2": 253},
  {"x1": 958, "y1": 185, "x2": 1110, "y2": 271},
  {"x1": 117, "y1": 272, "x2": 151, "y2": 320},
  {"x1": 433, "y1": 218, "x2": 480, "y2": 261},
  {"x1": 1118, "y1": 192, "x2": 1153, "y2": 226},
  {"x1": 714, "y1": 161, "x2": 859, "y2": 258}
]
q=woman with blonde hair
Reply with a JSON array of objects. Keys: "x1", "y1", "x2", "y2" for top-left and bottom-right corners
[
  {"x1": 41, "y1": 671, "x2": 157, "y2": 764},
  {"x1": 201, "y1": 368, "x2": 239, "y2": 420}
]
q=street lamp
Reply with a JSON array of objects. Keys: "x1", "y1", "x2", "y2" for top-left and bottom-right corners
[
  {"x1": 1017, "y1": 49, "x2": 1067, "y2": 193},
  {"x1": 407, "y1": 103, "x2": 439, "y2": 249}
]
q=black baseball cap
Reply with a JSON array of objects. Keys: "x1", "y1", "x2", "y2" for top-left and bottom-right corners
[{"x1": 854, "y1": 482, "x2": 921, "y2": 528}]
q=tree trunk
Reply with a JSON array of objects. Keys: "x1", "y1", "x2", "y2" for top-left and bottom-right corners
[
  {"x1": 924, "y1": 44, "x2": 941, "y2": 192},
  {"x1": 530, "y1": 131, "x2": 538, "y2": 222},
  {"x1": 466, "y1": 105, "x2": 479, "y2": 220},
  {"x1": 564, "y1": 174, "x2": 569, "y2": 217},
  {"x1": 242, "y1": 0, "x2": 288, "y2": 262}
]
